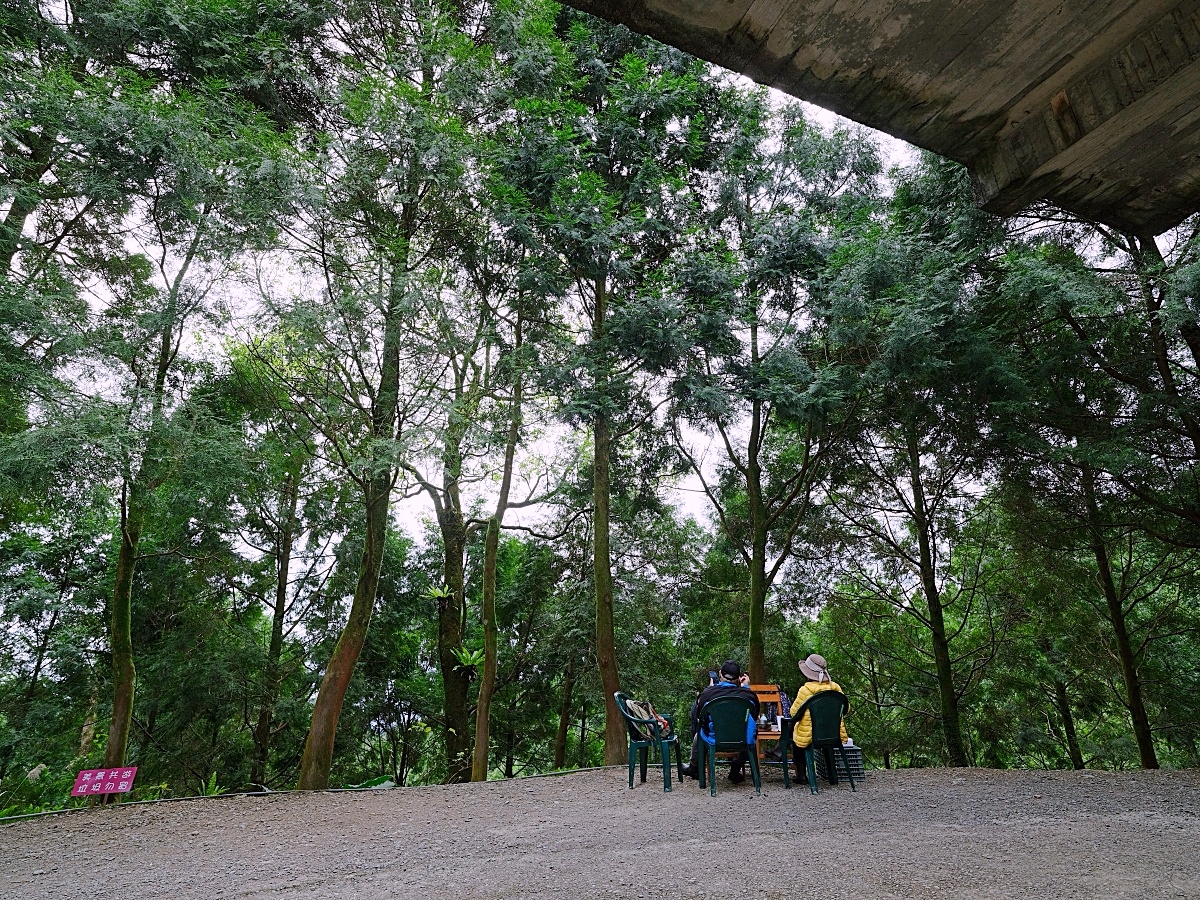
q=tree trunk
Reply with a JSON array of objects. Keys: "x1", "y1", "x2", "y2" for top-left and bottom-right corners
[
  {"x1": 907, "y1": 428, "x2": 969, "y2": 767},
  {"x1": 924, "y1": 584, "x2": 967, "y2": 766},
  {"x1": 22, "y1": 607, "x2": 59, "y2": 707},
  {"x1": 398, "y1": 715, "x2": 413, "y2": 786},
  {"x1": 470, "y1": 516, "x2": 501, "y2": 782},
  {"x1": 251, "y1": 471, "x2": 299, "y2": 788},
  {"x1": 79, "y1": 680, "x2": 100, "y2": 758},
  {"x1": 578, "y1": 699, "x2": 588, "y2": 769},
  {"x1": 472, "y1": 316, "x2": 523, "y2": 782},
  {"x1": 592, "y1": 276, "x2": 624, "y2": 765},
  {"x1": 1081, "y1": 467, "x2": 1159, "y2": 769},
  {"x1": 296, "y1": 471, "x2": 391, "y2": 789},
  {"x1": 0, "y1": 185, "x2": 36, "y2": 276},
  {"x1": 297, "y1": 257, "x2": 406, "y2": 789},
  {"x1": 432, "y1": 390, "x2": 473, "y2": 784},
  {"x1": 437, "y1": 505, "x2": 472, "y2": 784},
  {"x1": 594, "y1": 408, "x2": 624, "y2": 765},
  {"x1": 102, "y1": 241, "x2": 191, "y2": 772},
  {"x1": 424, "y1": 328, "x2": 485, "y2": 784},
  {"x1": 103, "y1": 484, "x2": 145, "y2": 771},
  {"x1": 554, "y1": 660, "x2": 575, "y2": 770},
  {"x1": 0, "y1": 132, "x2": 54, "y2": 276},
  {"x1": 866, "y1": 652, "x2": 891, "y2": 769},
  {"x1": 747, "y1": 393, "x2": 767, "y2": 683},
  {"x1": 412, "y1": 431, "x2": 472, "y2": 784},
  {"x1": 1052, "y1": 679, "x2": 1085, "y2": 770}
]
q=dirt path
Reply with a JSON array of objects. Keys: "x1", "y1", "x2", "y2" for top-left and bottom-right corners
[{"x1": 2, "y1": 767, "x2": 1197, "y2": 899}]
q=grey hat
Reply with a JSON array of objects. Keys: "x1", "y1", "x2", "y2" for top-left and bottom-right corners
[{"x1": 799, "y1": 653, "x2": 831, "y2": 683}]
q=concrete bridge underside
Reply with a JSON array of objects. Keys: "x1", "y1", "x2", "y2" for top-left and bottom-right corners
[{"x1": 564, "y1": 0, "x2": 1200, "y2": 236}]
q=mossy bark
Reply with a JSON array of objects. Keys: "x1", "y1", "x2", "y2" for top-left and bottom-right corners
[
  {"x1": 592, "y1": 276, "x2": 625, "y2": 766},
  {"x1": 1081, "y1": 466, "x2": 1158, "y2": 769},
  {"x1": 296, "y1": 256, "x2": 405, "y2": 789},
  {"x1": 907, "y1": 428, "x2": 969, "y2": 767},
  {"x1": 472, "y1": 317, "x2": 523, "y2": 781}
]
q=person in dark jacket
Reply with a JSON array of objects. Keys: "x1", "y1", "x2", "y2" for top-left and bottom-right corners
[{"x1": 678, "y1": 660, "x2": 759, "y2": 783}]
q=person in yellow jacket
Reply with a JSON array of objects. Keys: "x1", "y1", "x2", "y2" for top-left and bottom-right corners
[{"x1": 789, "y1": 653, "x2": 850, "y2": 749}]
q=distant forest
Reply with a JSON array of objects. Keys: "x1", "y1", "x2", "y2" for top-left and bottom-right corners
[{"x1": 3, "y1": 0, "x2": 1199, "y2": 814}]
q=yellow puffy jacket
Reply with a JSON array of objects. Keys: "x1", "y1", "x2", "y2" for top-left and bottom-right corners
[{"x1": 790, "y1": 680, "x2": 849, "y2": 749}]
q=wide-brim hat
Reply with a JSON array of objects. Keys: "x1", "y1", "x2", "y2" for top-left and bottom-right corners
[{"x1": 799, "y1": 653, "x2": 830, "y2": 682}]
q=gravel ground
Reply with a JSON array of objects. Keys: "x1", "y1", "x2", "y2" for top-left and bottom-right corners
[{"x1": 2, "y1": 766, "x2": 1198, "y2": 899}]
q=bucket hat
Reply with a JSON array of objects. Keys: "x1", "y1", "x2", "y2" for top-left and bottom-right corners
[{"x1": 799, "y1": 653, "x2": 831, "y2": 683}]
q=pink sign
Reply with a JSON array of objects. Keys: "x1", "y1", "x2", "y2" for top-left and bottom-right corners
[{"x1": 71, "y1": 767, "x2": 137, "y2": 797}]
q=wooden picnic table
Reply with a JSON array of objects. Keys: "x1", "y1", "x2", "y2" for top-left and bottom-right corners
[{"x1": 749, "y1": 684, "x2": 793, "y2": 789}]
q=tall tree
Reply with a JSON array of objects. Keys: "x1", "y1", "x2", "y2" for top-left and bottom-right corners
[
  {"x1": 3, "y1": 0, "x2": 324, "y2": 774},
  {"x1": 96, "y1": 107, "x2": 286, "y2": 771},
  {"x1": 992, "y1": 209, "x2": 1200, "y2": 766},
  {"x1": 222, "y1": 349, "x2": 348, "y2": 789},
  {"x1": 822, "y1": 155, "x2": 1013, "y2": 765},
  {"x1": 257, "y1": 0, "x2": 482, "y2": 789},
  {"x1": 400, "y1": 269, "x2": 503, "y2": 782},
  {"x1": 513, "y1": 13, "x2": 721, "y2": 763},
  {"x1": 668, "y1": 94, "x2": 879, "y2": 682},
  {"x1": 997, "y1": 456, "x2": 1196, "y2": 769}
]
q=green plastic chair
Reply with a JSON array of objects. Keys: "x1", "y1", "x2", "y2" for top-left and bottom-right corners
[
  {"x1": 614, "y1": 692, "x2": 684, "y2": 792},
  {"x1": 696, "y1": 695, "x2": 761, "y2": 796},
  {"x1": 789, "y1": 690, "x2": 856, "y2": 795}
]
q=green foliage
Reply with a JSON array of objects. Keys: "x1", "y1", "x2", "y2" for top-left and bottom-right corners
[{"x1": 0, "y1": 759, "x2": 84, "y2": 818}]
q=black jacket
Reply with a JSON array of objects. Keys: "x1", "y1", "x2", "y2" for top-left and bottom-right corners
[{"x1": 691, "y1": 681, "x2": 759, "y2": 735}]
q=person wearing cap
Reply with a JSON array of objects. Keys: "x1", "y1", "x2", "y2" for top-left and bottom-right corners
[
  {"x1": 678, "y1": 660, "x2": 759, "y2": 783},
  {"x1": 790, "y1": 653, "x2": 850, "y2": 753}
]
